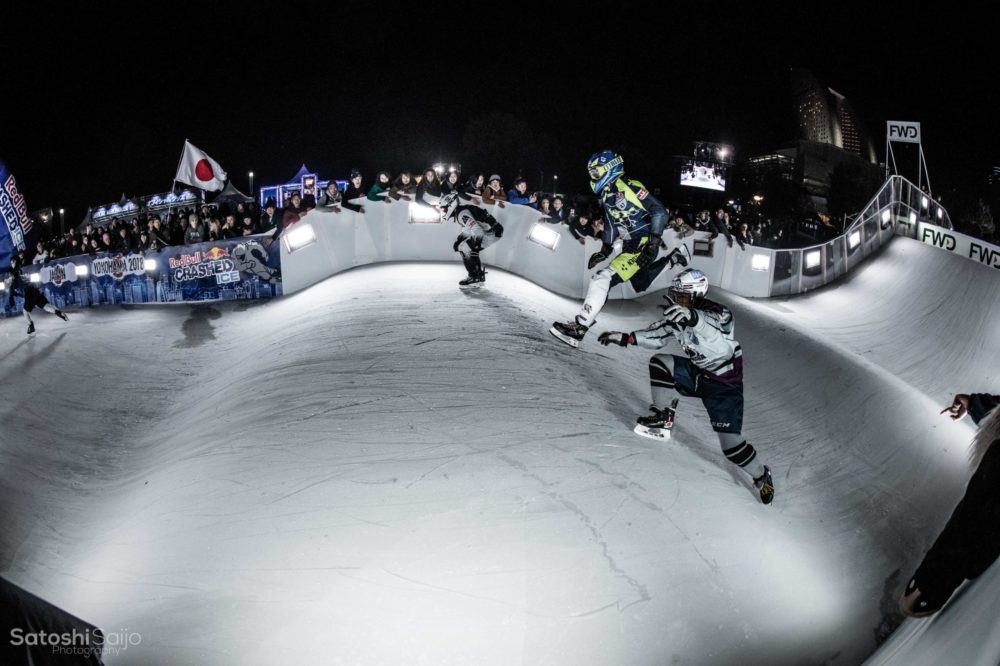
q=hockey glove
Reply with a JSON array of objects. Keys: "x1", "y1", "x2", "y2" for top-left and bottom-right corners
[
  {"x1": 636, "y1": 234, "x2": 661, "y2": 268},
  {"x1": 492, "y1": 223, "x2": 503, "y2": 239},
  {"x1": 598, "y1": 331, "x2": 632, "y2": 347},
  {"x1": 588, "y1": 243, "x2": 614, "y2": 269},
  {"x1": 663, "y1": 304, "x2": 694, "y2": 327},
  {"x1": 453, "y1": 237, "x2": 465, "y2": 252}
]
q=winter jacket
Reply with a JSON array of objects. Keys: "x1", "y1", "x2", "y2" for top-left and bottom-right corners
[
  {"x1": 907, "y1": 394, "x2": 1000, "y2": 612},
  {"x1": 342, "y1": 184, "x2": 366, "y2": 213}
]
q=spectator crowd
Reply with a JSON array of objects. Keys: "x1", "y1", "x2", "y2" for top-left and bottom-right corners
[{"x1": 19, "y1": 166, "x2": 836, "y2": 268}]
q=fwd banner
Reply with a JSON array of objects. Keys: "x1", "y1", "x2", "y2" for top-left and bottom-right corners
[
  {"x1": 917, "y1": 221, "x2": 1000, "y2": 270},
  {"x1": 0, "y1": 159, "x2": 35, "y2": 269},
  {"x1": 887, "y1": 121, "x2": 921, "y2": 144}
]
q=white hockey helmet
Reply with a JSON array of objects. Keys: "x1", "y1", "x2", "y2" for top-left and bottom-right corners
[{"x1": 667, "y1": 268, "x2": 708, "y2": 308}]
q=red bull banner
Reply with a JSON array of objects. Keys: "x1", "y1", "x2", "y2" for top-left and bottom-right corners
[{"x1": 2, "y1": 237, "x2": 281, "y2": 316}]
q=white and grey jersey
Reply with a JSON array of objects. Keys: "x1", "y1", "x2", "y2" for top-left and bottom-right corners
[{"x1": 633, "y1": 298, "x2": 743, "y2": 383}]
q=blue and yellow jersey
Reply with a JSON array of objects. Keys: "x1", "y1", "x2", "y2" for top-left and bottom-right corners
[{"x1": 598, "y1": 178, "x2": 668, "y2": 246}]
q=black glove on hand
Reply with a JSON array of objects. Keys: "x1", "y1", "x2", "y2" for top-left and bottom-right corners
[
  {"x1": 588, "y1": 251, "x2": 607, "y2": 269},
  {"x1": 598, "y1": 331, "x2": 631, "y2": 347},
  {"x1": 636, "y1": 234, "x2": 661, "y2": 268},
  {"x1": 453, "y1": 238, "x2": 462, "y2": 252},
  {"x1": 492, "y1": 223, "x2": 503, "y2": 239}
]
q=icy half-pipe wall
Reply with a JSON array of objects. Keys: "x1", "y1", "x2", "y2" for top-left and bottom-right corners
[
  {"x1": 279, "y1": 176, "x2": 982, "y2": 301},
  {"x1": 277, "y1": 199, "x2": 774, "y2": 299}
]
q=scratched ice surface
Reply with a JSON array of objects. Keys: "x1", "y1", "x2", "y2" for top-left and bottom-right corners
[{"x1": 1, "y1": 238, "x2": 997, "y2": 665}]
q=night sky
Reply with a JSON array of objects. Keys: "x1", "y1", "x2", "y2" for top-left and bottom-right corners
[{"x1": 1, "y1": 3, "x2": 995, "y2": 226}]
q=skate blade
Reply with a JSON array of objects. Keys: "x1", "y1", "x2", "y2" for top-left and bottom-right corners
[
  {"x1": 459, "y1": 282, "x2": 484, "y2": 289},
  {"x1": 549, "y1": 327, "x2": 580, "y2": 348},
  {"x1": 633, "y1": 424, "x2": 672, "y2": 440}
]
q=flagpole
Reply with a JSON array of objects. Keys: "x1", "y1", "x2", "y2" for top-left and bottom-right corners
[{"x1": 172, "y1": 138, "x2": 189, "y2": 192}]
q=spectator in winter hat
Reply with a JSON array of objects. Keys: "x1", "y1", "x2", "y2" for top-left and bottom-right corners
[{"x1": 481, "y1": 174, "x2": 507, "y2": 208}]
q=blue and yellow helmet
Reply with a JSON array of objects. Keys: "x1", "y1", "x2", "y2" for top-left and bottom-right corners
[{"x1": 587, "y1": 150, "x2": 624, "y2": 193}]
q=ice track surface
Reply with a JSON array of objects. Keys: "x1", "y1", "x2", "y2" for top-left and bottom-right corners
[{"x1": 1, "y1": 238, "x2": 997, "y2": 665}]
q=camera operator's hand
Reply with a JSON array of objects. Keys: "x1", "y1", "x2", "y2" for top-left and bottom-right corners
[{"x1": 940, "y1": 394, "x2": 970, "y2": 420}]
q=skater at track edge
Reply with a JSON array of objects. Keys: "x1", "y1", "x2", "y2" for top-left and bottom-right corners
[
  {"x1": 4, "y1": 256, "x2": 69, "y2": 335},
  {"x1": 597, "y1": 268, "x2": 775, "y2": 505},
  {"x1": 551, "y1": 150, "x2": 687, "y2": 348},
  {"x1": 443, "y1": 192, "x2": 503, "y2": 289}
]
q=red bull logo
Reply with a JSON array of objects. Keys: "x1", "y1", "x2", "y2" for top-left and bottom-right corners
[{"x1": 203, "y1": 247, "x2": 229, "y2": 261}]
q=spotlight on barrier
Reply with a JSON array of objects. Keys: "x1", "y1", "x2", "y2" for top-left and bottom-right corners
[
  {"x1": 848, "y1": 230, "x2": 861, "y2": 249},
  {"x1": 283, "y1": 224, "x2": 317, "y2": 253},
  {"x1": 751, "y1": 253, "x2": 770, "y2": 272},
  {"x1": 528, "y1": 223, "x2": 560, "y2": 251},
  {"x1": 408, "y1": 203, "x2": 442, "y2": 224}
]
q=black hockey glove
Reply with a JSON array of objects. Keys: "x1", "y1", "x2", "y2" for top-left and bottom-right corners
[
  {"x1": 636, "y1": 234, "x2": 661, "y2": 268},
  {"x1": 588, "y1": 243, "x2": 613, "y2": 269},
  {"x1": 492, "y1": 223, "x2": 503, "y2": 239},
  {"x1": 598, "y1": 331, "x2": 632, "y2": 347},
  {"x1": 453, "y1": 237, "x2": 465, "y2": 252}
]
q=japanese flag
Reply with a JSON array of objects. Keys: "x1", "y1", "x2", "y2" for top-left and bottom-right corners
[{"x1": 175, "y1": 140, "x2": 227, "y2": 191}]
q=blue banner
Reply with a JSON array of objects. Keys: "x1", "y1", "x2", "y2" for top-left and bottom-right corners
[
  {"x1": 2, "y1": 237, "x2": 281, "y2": 316},
  {"x1": 0, "y1": 159, "x2": 36, "y2": 270}
]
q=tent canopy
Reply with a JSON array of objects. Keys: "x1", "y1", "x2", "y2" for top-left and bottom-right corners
[{"x1": 210, "y1": 181, "x2": 253, "y2": 207}]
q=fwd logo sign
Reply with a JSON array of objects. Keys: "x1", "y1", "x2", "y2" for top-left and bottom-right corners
[
  {"x1": 887, "y1": 121, "x2": 921, "y2": 144},
  {"x1": 970, "y1": 242, "x2": 1000, "y2": 269},
  {"x1": 921, "y1": 226, "x2": 956, "y2": 250}
]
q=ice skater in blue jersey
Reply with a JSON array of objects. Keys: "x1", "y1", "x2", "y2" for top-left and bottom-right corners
[
  {"x1": 550, "y1": 150, "x2": 687, "y2": 348},
  {"x1": 597, "y1": 268, "x2": 775, "y2": 505}
]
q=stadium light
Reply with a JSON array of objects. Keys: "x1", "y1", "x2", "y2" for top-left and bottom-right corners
[
  {"x1": 848, "y1": 230, "x2": 861, "y2": 249},
  {"x1": 751, "y1": 253, "x2": 770, "y2": 271},
  {"x1": 528, "y1": 223, "x2": 560, "y2": 251},
  {"x1": 144, "y1": 259, "x2": 158, "y2": 271},
  {"x1": 753, "y1": 195, "x2": 763, "y2": 204},
  {"x1": 283, "y1": 223, "x2": 317, "y2": 253},
  {"x1": 804, "y1": 250, "x2": 821, "y2": 269}
]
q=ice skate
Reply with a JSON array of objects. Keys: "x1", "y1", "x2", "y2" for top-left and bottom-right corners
[
  {"x1": 27, "y1": 322, "x2": 35, "y2": 335},
  {"x1": 56, "y1": 310, "x2": 69, "y2": 321},
  {"x1": 459, "y1": 256, "x2": 486, "y2": 289},
  {"x1": 459, "y1": 272, "x2": 485, "y2": 289},
  {"x1": 549, "y1": 320, "x2": 588, "y2": 348},
  {"x1": 754, "y1": 465, "x2": 774, "y2": 505},
  {"x1": 633, "y1": 399, "x2": 677, "y2": 440}
]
